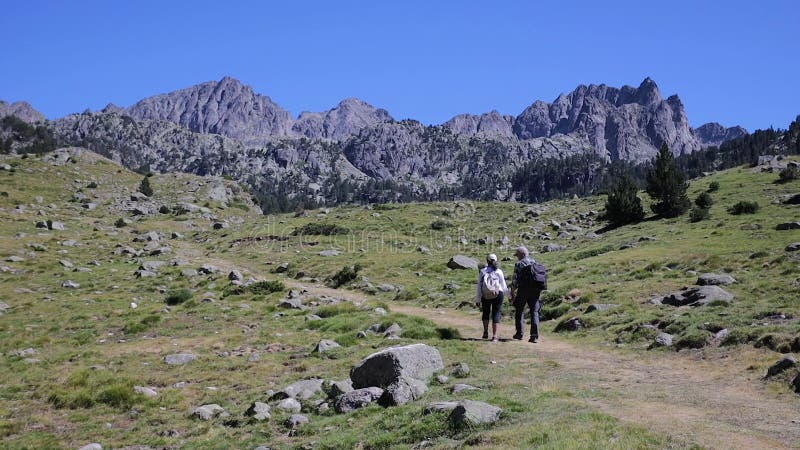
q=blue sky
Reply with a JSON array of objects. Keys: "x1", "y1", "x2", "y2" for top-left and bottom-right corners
[{"x1": 1, "y1": 0, "x2": 797, "y2": 131}]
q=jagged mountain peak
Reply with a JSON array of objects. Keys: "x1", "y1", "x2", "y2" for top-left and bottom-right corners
[
  {"x1": 695, "y1": 122, "x2": 748, "y2": 147},
  {"x1": 0, "y1": 100, "x2": 45, "y2": 123}
]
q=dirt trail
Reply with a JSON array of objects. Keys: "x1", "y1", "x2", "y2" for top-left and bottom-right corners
[{"x1": 178, "y1": 248, "x2": 800, "y2": 449}]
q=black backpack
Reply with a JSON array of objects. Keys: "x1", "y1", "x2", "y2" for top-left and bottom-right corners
[{"x1": 518, "y1": 260, "x2": 547, "y2": 290}]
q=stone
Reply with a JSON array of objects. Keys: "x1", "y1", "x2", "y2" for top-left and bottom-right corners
[
  {"x1": 180, "y1": 268, "x2": 198, "y2": 277},
  {"x1": 435, "y1": 375, "x2": 449, "y2": 384},
  {"x1": 451, "y1": 362, "x2": 470, "y2": 378},
  {"x1": 284, "y1": 414, "x2": 309, "y2": 428},
  {"x1": 228, "y1": 270, "x2": 243, "y2": 281},
  {"x1": 423, "y1": 401, "x2": 460, "y2": 415},
  {"x1": 212, "y1": 222, "x2": 229, "y2": 230},
  {"x1": 447, "y1": 255, "x2": 478, "y2": 270},
  {"x1": 661, "y1": 286, "x2": 734, "y2": 307},
  {"x1": 652, "y1": 332, "x2": 673, "y2": 348},
  {"x1": 0, "y1": 302, "x2": 8, "y2": 314},
  {"x1": 59, "y1": 259, "x2": 74, "y2": 268},
  {"x1": 77, "y1": 444, "x2": 103, "y2": 450},
  {"x1": 451, "y1": 383, "x2": 480, "y2": 394},
  {"x1": 449, "y1": 400, "x2": 502, "y2": 427},
  {"x1": 275, "y1": 262, "x2": 289, "y2": 273},
  {"x1": 133, "y1": 386, "x2": 158, "y2": 398},
  {"x1": 244, "y1": 402, "x2": 271, "y2": 421},
  {"x1": 350, "y1": 343, "x2": 444, "y2": 389},
  {"x1": 550, "y1": 220, "x2": 561, "y2": 230},
  {"x1": 49, "y1": 221, "x2": 66, "y2": 231},
  {"x1": 190, "y1": 404, "x2": 228, "y2": 420},
  {"x1": 324, "y1": 379, "x2": 354, "y2": 399},
  {"x1": 541, "y1": 244, "x2": 565, "y2": 253},
  {"x1": 139, "y1": 261, "x2": 166, "y2": 271},
  {"x1": 417, "y1": 245, "x2": 430, "y2": 254},
  {"x1": 276, "y1": 398, "x2": 302, "y2": 413},
  {"x1": 334, "y1": 387, "x2": 384, "y2": 413},
  {"x1": 134, "y1": 269, "x2": 157, "y2": 278},
  {"x1": 5, "y1": 255, "x2": 24, "y2": 262},
  {"x1": 378, "y1": 377, "x2": 428, "y2": 406},
  {"x1": 383, "y1": 323, "x2": 403, "y2": 338},
  {"x1": 306, "y1": 314, "x2": 322, "y2": 321},
  {"x1": 313, "y1": 339, "x2": 341, "y2": 353},
  {"x1": 785, "y1": 242, "x2": 800, "y2": 252},
  {"x1": 198, "y1": 264, "x2": 219, "y2": 274},
  {"x1": 164, "y1": 353, "x2": 196, "y2": 365},
  {"x1": 278, "y1": 298, "x2": 303, "y2": 309},
  {"x1": 697, "y1": 273, "x2": 736, "y2": 286},
  {"x1": 373, "y1": 307, "x2": 387, "y2": 316},
  {"x1": 318, "y1": 250, "x2": 340, "y2": 257},
  {"x1": 584, "y1": 304, "x2": 619, "y2": 313},
  {"x1": 376, "y1": 283, "x2": 396, "y2": 292},
  {"x1": 11, "y1": 348, "x2": 37, "y2": 357},
  {"x1": 554, "y1": 317, "x2": 584, "y2": 332},
  {"x1": 776, "y1": 222, "x2": 800, "y2": 231},
  {"x1": 764, "y1": 355, "x2": 797, "y2": 378},
  {"x1": 62, "y1": 280, "x2": 80, "y2": 289},
  {"x1": 271, "y1": 379, "x2": 324, "y2": 400}
]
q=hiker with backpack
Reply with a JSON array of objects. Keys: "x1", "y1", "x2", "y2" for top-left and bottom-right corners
[
  {"x1": 475, "y1": 253, "x2": 508, "y2": 342},
  {"x1": 510, "y1": 246, "x2": 547, "y2": 343}
]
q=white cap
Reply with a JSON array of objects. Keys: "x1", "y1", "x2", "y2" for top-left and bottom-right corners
[{"x1": 487, "y1": 253, "x2": 498, "y2": 262}]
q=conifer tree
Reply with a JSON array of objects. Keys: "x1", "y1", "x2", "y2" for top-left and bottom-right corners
[
  {"x1": 604, "y1": 175, "x2": 645, "y2": 226},
  {"x1": 138, "y1": 176, "x2": 153, "y2": 197},
  {"x1": 646, "y1": 143, "x2": 690, "y2": 217}
]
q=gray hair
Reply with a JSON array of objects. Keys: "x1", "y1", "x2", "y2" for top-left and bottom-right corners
[{"x1": 515, "y1": 246, "x2": 529, "y2": 257}]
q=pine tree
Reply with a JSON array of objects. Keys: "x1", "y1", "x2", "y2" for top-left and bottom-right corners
[
  {"x1": 138, "y1": 176, "x2": 153, "y2": 197},
  {"x1": 646, "y1": 143, "x2": 690, "y2": 217},
  {"x1": 604, "y1": 175, "x2": 645, "y2": 226}
]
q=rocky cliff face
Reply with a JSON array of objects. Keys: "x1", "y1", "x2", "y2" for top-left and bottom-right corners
[
  {"x1": 0, "y1": 100, "x2": 45, "y2": 123},
  {"x1": 444, "y1": 111, "x2": 515, "y2": 139},
  {"x1": 292, "y1": 98, "x2": 393, "y2": 140},
  {"x1": 509, "y1": 78, "x2": 702, "y2": 161},
  {"x1": 694, "y1": 122, "x2": 748, "y2": 147}
]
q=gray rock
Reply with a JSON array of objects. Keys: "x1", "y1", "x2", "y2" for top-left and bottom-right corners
[
  {"x1": 554, "y1": 317, "x2": 584, "y2": 332},
  {"x1": 451, "y1": 362, "x2": 470, "y2": 378},
  {"x1": 272, "y1": 379, "x2": 324, "y2": 400},
  {"x1": 435, "y1": 375, "x2": 449, "y2": 385},
  {"x1": 334, "y1": 387, "x2": 384, "y2": 413},
  {"x1": 697, "y1": 273, "x2": 736, "y2": 286},
  {"x1": 59, "y1": 259, "x2": 74, "y2": 268},
  {"x1": 306, "y1": 314, "x2": 322, "y2": 321},
  {"x1": 278, "y1": 298, "x2": 303, "y2": 309},
  {"x1": 449, "y1": 400, "x2": 502, "y2": 427},
  {"x1": 417, "y1": 245, "x2": 430, "y2": 254},
  {"x1": 62, "y1": 280, "x2": 80, "y2": 289},
  {"x1": 373, "y1": 307, "x2": 388, "y2": 316},
  {"x1": 541, "y1": 244, "x2": 565, "y2": 253},
  {"x1": 11, "y1": 348, "x2": 37, "y2": 357},
  {"x1": 584, "y1": 304, "x2": 619, "y2": 313},
  {"x1": 350, "y1": 343, "x2": 444, "y2": 389},
  {"x1": 284, "y1": 414, "x2": 309, "y2": 428},
  {"x1": 313, "y1": 339, "x2": 341, "y2": 353},
  {"x1": 661, "y1": 286, "x2": 734, "y2": 307},
  {"x1": 180, "y1": 268, "x2": 198, "y2": 277},
  {"x1": 447, "y1": 255, "x2": 478, "y2": 270},
  {"x1": 383, "y1": 323, "x2": 403, "y2": 338},
  {"x1": 764, "y1": 355, "x2": 797, "y2": 378},
  {"x1": 244, "y1": 402, "x2": 271, "y2": 421},
  {"x1": 451, "y1": 383, "x2": 480, "y2": 394},
  {"x1": 0, "y1": 302, "x2": 8, "y2": 314},
  {"x1": 77, "y1": 444, "x2": 103, "y2": 450},
  {"x1": 49, "y1": 221, "x2": 65, "y2": 231},
  {"x1": 190, "y1": 404, "x2": 228, "y2": 421},
  {"x1": 423, "y1": 401, "x2": 460, "y2": 415},
  {"x1": 212, "y1": 222, "x2": 229, "y2": 230},
  {"x1": 5, "y1": 255, "x2": 24, "y2": 262},
  {"x1": 139, "y1": 261, "x2": 166, "y2": 271},
  {"x1": 378, "y1": 377, "x2": 428, "y2": 406},
  {"x1": 276, "y1": 398, "x2": 302, "y2": 413},
  {"x1": 376, "y1": 283, "x2": 396, "y2": 292},
  {"x1": 785, "y1": 242, "x2": 800, "y2": 252},
  {"x1": 198, "y1": 264, "x2": 219, "y2": 274},
  {"x1": 652, "y1": 332, "x2": 673, "y2": 348},
  {"x1": 228, "y1": 270, "x2": 243, "y2": 281},
  {"x1": 134, "y1": 231, "x2": 159, "y2": 242},
  {"x1": 164, "y1": 353, "x2": 196, "y2": 365},
  {"x1": 133, "y1": 386, "x2": 158, "y2": 398},
  {"x1": 318, "y1": 250, "x2": 340, "y2": 257},
  {"x1": 275, "y1": 262, "x2": 289, "y2": 273},
  {"x1": 776, "y1": 222, "x2": 800, "y2": 231},
  {"x1": 134, "y1": 269, "x2": 157, "y2": 278}
]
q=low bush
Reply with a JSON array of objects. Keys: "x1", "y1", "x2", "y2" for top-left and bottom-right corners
[
  {"x1": 165, "y1": 289, "x2": 192, "y2": 305},
  {"x1": 694, "y1": 192, "x2": 714, "y2": 209},
  {"x1": 292, "y1": 223, "x2": 350, "y2": 236},
  {"x1": 430, "y1": 219, "x2": 451, "y2": 230},
  {"x1": 328, "y1": 263, "x2": 362, "y2": 288},
  {"x1": 727, "y1": 201, "x2": 759, "y2": 215},
  {"x1": 778, "y1": 165, "x2": 799, "y2": 183},
  {"x1": 707, "y1": 181, "x2": 720, "y2": 192},
  {"x1": 689, "y1": 206, "x2": 710, "y2": 222}
]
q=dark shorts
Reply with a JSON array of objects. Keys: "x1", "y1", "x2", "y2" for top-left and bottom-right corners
[{"x1": 481, "y1": 292, "x2": 504, "y2": 323}]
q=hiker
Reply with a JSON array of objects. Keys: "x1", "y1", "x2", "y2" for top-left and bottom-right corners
[
  {"x1": 475, "y1": 253, "x2": 508, "y2": 342},
  {"x1": 510, "y1": 246, "x2": 545, "y2": 343}
]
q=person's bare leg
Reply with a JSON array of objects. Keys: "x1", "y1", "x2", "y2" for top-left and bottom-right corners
[{"x1": 491, "y1": 322, "x2": 499, "y2": 340}]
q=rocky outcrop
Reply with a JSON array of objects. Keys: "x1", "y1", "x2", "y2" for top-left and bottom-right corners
[
  {"x1": 292, "y1": 98, "x2": 392, "y2": 140},
  {"x1": 444, "y1": 110, "x2": 515, "y2": 138},
  {"x1": 0, "y1": 100, "x2": 45, "y2": 123},
  {"x1": 694, "y1": 122, "x2": 748, "y2": 147}
]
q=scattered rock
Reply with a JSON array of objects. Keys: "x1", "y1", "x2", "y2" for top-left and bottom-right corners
[
  {"x1": 278, "y1": 298, "x2": 304, "y2": 309},
  {"x1": 271, "y1": 379, "x2": 324, "y2": 401},
  {"x1": 77, "y1": 444, "x2": 103, "y2": 450},
  {"x1": 228, "y1": 270, "x2": 243, "y2": 281},
  {"x1": 59, "y1": 259, "x2": 74, "y2": 268},
  {"x1": 198, "y1": 264, "x2": 219, "y2": 274},
  {"x1": 134, "y1": 269, "x2": 157, "y2": 278},
  {"x1": 435, "y1": 375, "x2": 449, "y2": 385},
  {"x1": 451, "y1": 362, "x2": 470, "y2": 378},
  {"x1": 49, "y1": 221, "x2": 66, "y2": 231},
  {"x1": 324, "y1": 379, "x2": 354, "y2": 399},
  {"x1": 376, "y1": 283, "x2": 396, "y2": 292},
  {"x1": 334, "y1": 387, "x2": 384, "y2": 413},
  {"x1": 133, "y1": 386, "x2": 158, "y2": 398},
  {"x1": 541, "y1": 244, "x2": 565, "y2": 253},
  {"x1": 449, "y1": 400, "x2": 502, "y2": 427},
  {"x1": 212, "y1": 222, "x2": 229, "y2": 230},
  {"x1": 764, "y1": 355, "x2": 797, "y2": 379},
  {"x1": 584, "y1": 304, "x2": 619, "y2": 313},
  {"x1": 350, "y1": 344, "x2": 444, "y2": 389},
  {"x1": 697, "y1": 273, "x2": 736, "y2": 286},
  {"x1": 423, "y1": 401, "x2": 460, "y2": 415},
  {"x1": 373, "y1": 307, "x2": 387, "y2": 316},
  {"x1": 284, "y1": 414, "x2": 309, "y2": 428},
  {"x1": 447, "y1": 255, "x2": 478, "y2": 270},
  {"x1": 383, "y1": 323, "x2": 403, "y2": 338},
  {"x1": 276, "y1": 398, "x2": 302, "y2": 413},
  {"x1": 190, "y1": 404, "x2": 228, "y2": 421},
  {"x1": 651, "y1": 332, "x2": 673, "y2": 348},
  {"x1": 313, "y1": 339, "x2": 341, "y2": 353},
  {"x1": 378, "y1": 377, "x2": 428, "y2": 406},
  {"x1": 164, "y1": 353, "x2": 196, "y2": 365},
  {"x1": 661, "y1": 286, "x2": 734, "y2": 307},
  {"x1": 10, "y1": 348, "x2": 37, "y2": 357},
  {"x1": 139, "y1": 261, "x2": 166, "y2": 271},
  {"x1": 554, "y1": 317, "x2": 584, "y2": 332},
  {"x1": 244, "y1": 402, "x2": 271, "y2": 421},
  {"x1": 451, "y1": 384, "x2": 480, "y2": 394},
  {"x1": 62, "y1": 280, "x2": 80, "y2": 289},
  {"x1": 275, "y1": 262, "x2": 290, "y2": 273},
  {"x1": 180, "y1": 268, "x2": 198, "y2": 277},
  {"x1": 417, "y1": 245, "x2": 430, "y2": 254},
  {"x1": 785, "y1": 242, "x2": 800, "y2": 252},
  {"x1": 776, "y1": 222, "x2": 800, "y2": 231},
  {"x1": 318, "y1": 250, "x2": 340, "y2": 257},
  {"x1": 791, "y1": 374, "x2": 800, "y2": 394},
  {"x1": 0, "y1": 302, "x2": 8, "y2": 314},
  {"x1": 619, "y1": 242, "x2": 637, "y2": 250}
]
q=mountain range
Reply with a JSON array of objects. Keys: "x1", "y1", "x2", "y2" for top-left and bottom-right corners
[{"x1": 1, "y1": 77, "x2": 749, "y2": 209}]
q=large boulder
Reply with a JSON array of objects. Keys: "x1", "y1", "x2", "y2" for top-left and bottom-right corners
[
  {"x1": 270, "y1": 378, "x2": 324, "y2": 401},
  {"x1": 244, "y1": 402, "x2": 271, "y2": 421},
  {"x1": 447, "y1": 255, "x2": 478, "y2": 270},
  {"x1": 190, "y1": 404, "x2": 228, "y2": 420},
  {"x1": 313, "y1": 339, "x2": 341, "y2": 353},
  {"x1": 661, "y1": 286, "x2": 734, "y2": 307},
  {"x1": 696, "y1": 273, "x2": 736, "y2": 286},
  {"x1": 423, "y1": 401, "x2": 460, "y2": 415},
  {"x1": 378, "y1": 377, "x2": 428, "y2": 406},
  {"x1": 334, "y1": 387, "x2": 384, "y2": 413},
  {"x1": 449, "y1": 400, "x2": 502, "y2": 428},
  {"x1": 350, "y1": 344, "x2": 444, "y2": 389}
]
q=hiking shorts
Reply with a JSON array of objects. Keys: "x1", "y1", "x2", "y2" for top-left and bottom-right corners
[{"x1": 481, "y1": 292, "x2": 504, "y2": 323}]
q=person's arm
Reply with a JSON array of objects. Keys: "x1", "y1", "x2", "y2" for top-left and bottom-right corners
[
  {"x1": 475, "y1": 269, "x2": 483, "y2": 304},
  {"x1": 509, "y1": 264, "x2": 518, "y2": 300},
  {"x1": 498, "y1": 269, "x2": 509, "y2": 296}
]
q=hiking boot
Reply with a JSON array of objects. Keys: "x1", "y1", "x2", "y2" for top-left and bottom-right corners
[
  {"x1": 528, "y1": 337, "x2": 538, "y2": 343},
  {"x1": 512, "y1": 333, "x2": 523, "y2": 340},
  {"x1": 491, "y1": 336, "x2": 499, "y2": 342},
  {"x1": 482, "y1": 331, "x2": 489, "y2": 340}
]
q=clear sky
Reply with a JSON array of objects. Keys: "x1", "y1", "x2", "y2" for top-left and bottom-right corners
[{"x1": 1, "y1": 0, "x2": 797, "y2": 131}]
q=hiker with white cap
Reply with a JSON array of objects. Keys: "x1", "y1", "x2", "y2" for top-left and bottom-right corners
[{"x1": 475, "y1": 253, "x2": 508, "y2": 341}]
